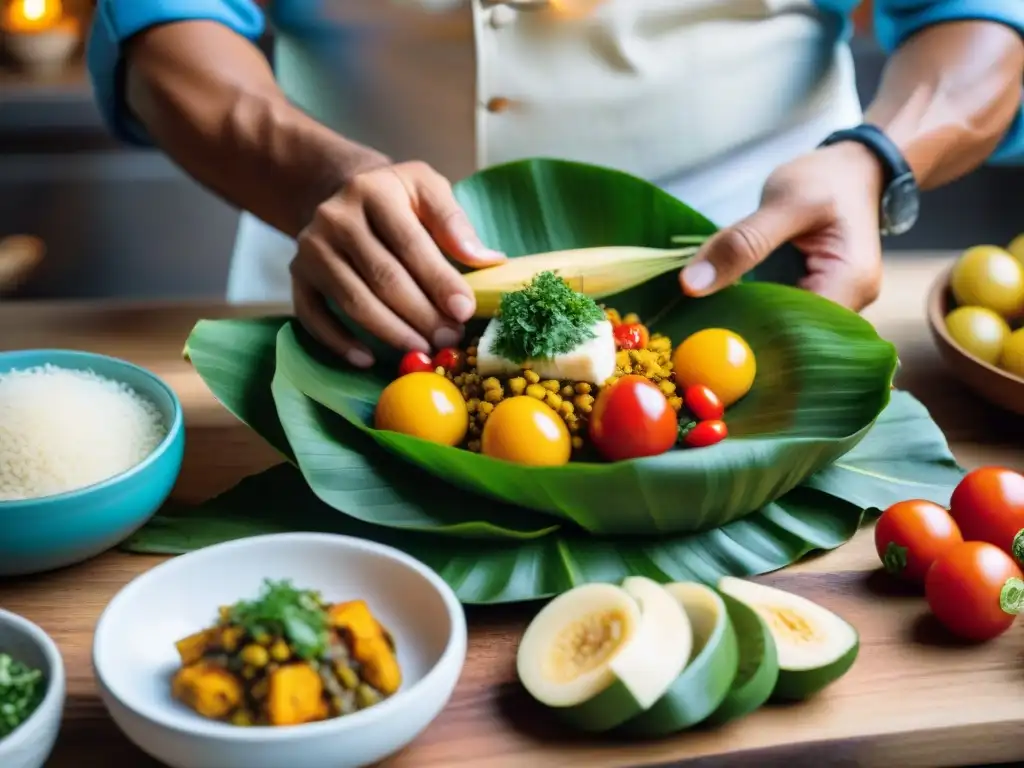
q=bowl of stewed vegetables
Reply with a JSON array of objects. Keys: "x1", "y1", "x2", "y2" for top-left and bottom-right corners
[
  {"x1": 92, "y1": 532, "x2": 467, "y2": 768},
  {"x1": 928, "y1": 236, "x2": 1024, "y2": 415}
]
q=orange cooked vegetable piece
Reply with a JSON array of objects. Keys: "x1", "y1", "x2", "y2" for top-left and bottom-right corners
[
  {"x1": 267, "y1": 663, "x2": 328, "y2": 726},
  {"x1": 328, "y1": 600, "x2": 402, "y2": 695},
  {"x1": 174, "y1": 629, "x2": 212, "y2": 666},
  {"x1": 171, "y1": 662, "x2": 244, "y2": 719}
]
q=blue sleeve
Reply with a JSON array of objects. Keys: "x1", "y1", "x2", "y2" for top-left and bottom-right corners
[
  {"x1": 873, "y1": 0, "x2": 1024, "y2": 164},
  {"x1": 87, "y1": 0, "x2": 266, "y2": 145}
]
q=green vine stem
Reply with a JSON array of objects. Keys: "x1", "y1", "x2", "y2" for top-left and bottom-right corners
[
  {"x1": 882, "y1": 541, "x2": 908, "y2": 576},
  {"x1": 999, "y1": 577, "x2": 1024, "y2": 615},
  {"x1": 1012, "y1": 529, "x2": 1024, "y2": 566}
]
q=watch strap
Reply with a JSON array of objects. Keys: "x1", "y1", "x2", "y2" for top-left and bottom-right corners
[{"x1": 819, "y1": 123, "x2": 914, "y2": 187}]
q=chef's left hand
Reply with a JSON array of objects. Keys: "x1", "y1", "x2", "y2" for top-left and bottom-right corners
[{"x1": 680, "y1": 142, "x2": 887, "y2": 311}]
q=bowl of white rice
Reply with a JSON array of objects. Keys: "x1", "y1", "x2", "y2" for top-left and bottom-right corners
[{"x1": 0, "y1": 349, "x2": 184, "y2": 576}]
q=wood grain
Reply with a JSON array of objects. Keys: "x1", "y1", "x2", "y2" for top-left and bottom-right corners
[{"x1": 2, "y1": 253, "x2": 1024, "y2": 767}]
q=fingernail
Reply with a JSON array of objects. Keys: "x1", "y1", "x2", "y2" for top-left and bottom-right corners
[
  {"x1": 433, "y1": 326, "x2": 463, "y2": 349},
  {"x1": 346, "y1": 349, "x2": 374, "y2": 368},
  {"x1": 682, "y1": 261, "x2": 716, "y2": 293},
  {"x1": 447, "y1": 294, "x2": 474, "y2": 323},
  {"x1": 462, "y1": 239, "x2": 505, "y2": 261}
]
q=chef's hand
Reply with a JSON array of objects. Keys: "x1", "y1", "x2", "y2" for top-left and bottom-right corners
[
  {"x1": 291, "y1": 161, "x2": 505, "y2": 368},
  {"x1": 680, "y1": 142, "x2": 886, "y2": 311}
]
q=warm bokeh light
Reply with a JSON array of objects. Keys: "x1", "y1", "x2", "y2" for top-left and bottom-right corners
[{"x1": 2, "y1": 0, "x2": 64, "y2": 32}]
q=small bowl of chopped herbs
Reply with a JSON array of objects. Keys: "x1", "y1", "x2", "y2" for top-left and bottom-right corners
[{"x1": 0, "y1": 609, "x2": 65, "y2": 768}]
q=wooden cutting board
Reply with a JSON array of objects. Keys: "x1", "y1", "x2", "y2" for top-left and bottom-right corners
[{"x1": 2, "y1": 254, "x2": 1024, "y2": 767}]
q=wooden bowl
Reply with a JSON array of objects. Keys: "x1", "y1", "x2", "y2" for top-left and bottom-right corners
[{"x1": 926, "y1": 265, "x2": 1024, "y2": 415}]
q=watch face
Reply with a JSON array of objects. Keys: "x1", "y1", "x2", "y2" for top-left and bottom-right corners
[{"x1": 881, "y1": 174, "x2": 920, "y2": 236}]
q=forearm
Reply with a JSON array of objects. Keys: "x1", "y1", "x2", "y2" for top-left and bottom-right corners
[
  {"x1": 124, "y1": 21, "x2": 389, "y2": 237},
  {"x1": 865, "y1": 20, "x2": 1024, "y2": 189}
]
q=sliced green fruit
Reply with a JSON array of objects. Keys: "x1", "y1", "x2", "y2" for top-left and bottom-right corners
[
  {"x1": 619, "y1": 582, "x2": 739, "y2": 737},
  {"x1": 706, "y1": 591, "x2": 779, "y2": 725},
  {"x1": 516, "y1": 577, "x2": 692, "y2": 732},
  {"x1": 718, "y1": 577, "x2": 859, "y2": 701}
]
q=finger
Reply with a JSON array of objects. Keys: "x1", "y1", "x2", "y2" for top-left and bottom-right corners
[
  {"x1": 335, "y1": 205, "x2": 464, "y2": 347},
  {"x1": 366, "y1": 190, "x2": 479, "y2": 328},
  {"x1": 291, "y1": 277, "x2": 374, "y2": 368},
  {"x1": 294, "y1": 236, "x2": 431, "y2": 353},
  {"x1": 681, "y1": 202, "x2": 818, "y2": 297},
  {"x1": 407, "y1": 163, "x2": 506, "y2": 268},
  {"x1": 800, "y1": 249, "x2": 883, "y2": 311}
]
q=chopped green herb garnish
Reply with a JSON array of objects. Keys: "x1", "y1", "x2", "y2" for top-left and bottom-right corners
[
  {"x1": 227, "y1": 579, "x2": 329, "y2": 660},
  {"x1": 0, "y1": 653, "x2": 45, "y2": 738},
  {"x1": 493, "y1": 271, "x2": 606, "y2": 363}
]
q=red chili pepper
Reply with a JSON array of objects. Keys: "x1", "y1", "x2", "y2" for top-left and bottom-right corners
[
  {"x1": 683, "y1": 384, "x2": 725, "y2": 421},
  {"x1": 613, "y1": 322, "x2": 650, "y2": 350},
  {"x1": 679, "y1": 419, "x2": 728, "y2": 448},
  {"x1": 432, "y1": 347, "x2": 465, "y2": 374},
  {"x1": 398, "y1": 350, "x2": 435, "y2": 376}
]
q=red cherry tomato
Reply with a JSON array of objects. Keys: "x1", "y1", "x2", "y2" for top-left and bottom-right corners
[
  {"x1": 432, "y1": 347, "x2": 465, "y2": 374},
  {"x1": 398, "y1": 350, "x2": 434, "y2": 376},
  {"x1": 925, "y1": 541, "x2": 1024, "y2": 641},
  {"x1": 589, "y1": 375, "x2": 677, "y2": 462},
  {"x1": 683, "y1": 384, "x2": 725, "y2": 421},
  {"x1": 680, "y1": 420, "x2": 728, "y2": 448},
  {"x1": 613, "y1": 323, "x2": 650, "y2": 350},
  {"x1": 949, "y1": 467, "x2": 1024, "y2": 564},
  {"x1": 874, "y1": 499, "x2": 963, "y2": 582}
]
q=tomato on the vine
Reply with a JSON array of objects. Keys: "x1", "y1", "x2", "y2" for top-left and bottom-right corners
[
  {"x1": 683, "y1": 384, "x2": 725, "y2": 421},
  {"x1": 398, "y1": 350, "x2": 435, "y2": 376},
  {"x1": 589, "y1": 375, "x2": 677, "y2": 462},
  {"x1": 432, "y1": 347, "x2": 465, "y2": 374},
  {"x1": 874, "y1": 499, "x2": 962, "y2": 582},
  {"x1": 949, "y1": 467, "x2": 1024, "y2": 564},
  {"x1": 613, "y1": 323, "x2": 650, "y2": 351},
  {"x1": 925, "y1": 541, "x2": 1024, "y2": 641},
  {"x1": 679, "y1": 420, "x2": 727, "y2": 448}
]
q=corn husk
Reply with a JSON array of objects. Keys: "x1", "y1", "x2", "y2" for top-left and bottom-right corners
[{"x1": 464, "y1": 245, "x2": 701, "y2": 318}]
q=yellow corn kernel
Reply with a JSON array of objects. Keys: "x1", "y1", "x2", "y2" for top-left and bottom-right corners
[
  {"x1": 526, "y1": 383, "x2": 546, "y2": 399},
  {"x1": 524, "y1": 370, "x2": 540, "y2": 384},
  {"x1": 508, "y1": 377, "x2": 527, "y2": 395}
]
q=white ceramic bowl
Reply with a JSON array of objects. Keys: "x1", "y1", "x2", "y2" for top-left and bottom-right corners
[
  {"x1": 0, "y1": 610, "x2": 66, "y2": 768},
  {"x1": 92, "y1": 533, "x2": 467, "y2": 768}
]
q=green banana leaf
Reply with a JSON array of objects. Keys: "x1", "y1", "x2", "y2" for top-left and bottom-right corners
[
  {"x1": 123, "y1": 390, "x2": 962, "y2": 604},
  {"x1": 264, "y1": 157, "x2": 898, "y2": 535},
  {"x1": 133, "y1": 157, "x2": 968, "y2": 603}
]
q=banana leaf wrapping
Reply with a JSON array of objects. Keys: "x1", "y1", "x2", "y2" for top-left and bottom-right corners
[{"x1": 125, "y1": 159, "x2": 965, "y2": 603}]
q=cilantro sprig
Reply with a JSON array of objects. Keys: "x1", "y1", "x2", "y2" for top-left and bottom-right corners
[
  {"x1": 493, "y1": 271, "x2": 605, "y2": 363},
  {"x1": 227, "y1": 579, "x2": 329, "y2": 660},
  {"x1": 0, "y1": 653, "x2": 45, "y2": 738}
]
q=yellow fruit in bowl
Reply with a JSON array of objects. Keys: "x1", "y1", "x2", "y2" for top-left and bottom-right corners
[
  {"x1": 672, "y1": 328, "x2": 756, "y2": 408},
  {"x1": 481, "y1": 396, "x2": 571, "y2": 467},
  {"x1": 999, "y1": 328, "x2": 1024, "y2": 379},
  {"x1": 950, "y1": 245, "x2": 1024, "y2": 318},
  {"x1": 374, "y1": 372, "x2": 468, "y2": 446},
  {"x1": 1008, "y1": 234, "x2": 1024, "y2": 267},
  {"x1": 944, "y1": 306, "x2": 1011, "y2": 366}
]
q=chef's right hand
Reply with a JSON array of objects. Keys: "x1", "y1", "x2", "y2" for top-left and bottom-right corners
[{"x1": 290, "y1": 161, "x2": 506, "y2": 368}]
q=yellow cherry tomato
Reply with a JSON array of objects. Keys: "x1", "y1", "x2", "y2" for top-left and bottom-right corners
[
  {"x1": 481, "y1": 396, "x2": 571, "y2": 467},
  {"x1": 950, "y1": 245, "x2": 1024, "y2": 319},
  {"x1": 944, "y1": 306, "x2": 1011, "y2": 366},
  {"x1": 999, "y1": 328, "x2": 1024, "y2": 380},
  {"x1": 1008, "y1": 234, "x2": 1024, "y2": 268},
  {"x1": 672, "y1": 328, "x2": 756, "y2": 408},
  {"x1": 374, "y1": 372, "x2": 468, "y2": 446}
]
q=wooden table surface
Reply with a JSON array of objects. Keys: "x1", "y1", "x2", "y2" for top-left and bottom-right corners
[{"x1": 2, "y1": 252, "x2": 1024, "y2": 768}]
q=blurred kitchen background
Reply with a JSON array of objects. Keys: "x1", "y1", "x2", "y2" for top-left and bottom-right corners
[{"x1": 1, "y1": 0, "x2": 1022, "y2": 301}]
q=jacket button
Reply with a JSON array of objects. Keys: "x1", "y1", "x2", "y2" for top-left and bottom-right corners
[
  {"x1": 489, "y1": 4, "x2": 517, "y2": 27},
  {"x1": 486, "y1": 97, "x2": 512, "y2": 113}
]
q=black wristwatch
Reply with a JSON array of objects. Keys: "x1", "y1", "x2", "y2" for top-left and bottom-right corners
[{"x1": 819, "y1": 123, "x2": 920, "y2": 237}]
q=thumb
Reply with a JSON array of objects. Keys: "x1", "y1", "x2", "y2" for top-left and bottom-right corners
[
  {"x1": 413, "y1": 170, "x2": 506, "y2": 268},
  {"x1": 681, "y1": 202, "x2": 812, "y2": 297}
]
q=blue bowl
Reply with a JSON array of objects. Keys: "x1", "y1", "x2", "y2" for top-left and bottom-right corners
[{"x1": 0, "y1": 350, "x2": 184, "y2": 576}]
